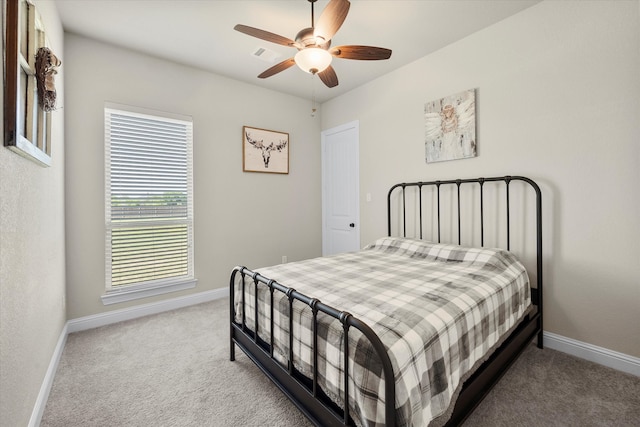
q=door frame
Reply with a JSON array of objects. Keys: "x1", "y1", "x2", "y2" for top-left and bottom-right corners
[{"x1": 321, "y1": 120, "x2": 360, "y2": 256}]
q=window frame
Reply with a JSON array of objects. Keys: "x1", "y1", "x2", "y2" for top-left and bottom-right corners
[
  {"x1": 102, "y1": 103, "x2": 196, "y2": 305},
  {"x1": 3, "y1": 0, "x2": 53, "y2": 166}
]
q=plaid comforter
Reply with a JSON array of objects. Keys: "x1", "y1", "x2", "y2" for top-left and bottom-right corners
[{"x1": 234, "y1": 237, "x2": 531, "y2": 426}]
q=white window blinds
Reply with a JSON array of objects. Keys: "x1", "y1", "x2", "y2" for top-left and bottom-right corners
[{"x1": 105, "y1": 106, "x2": 194, "y2": 293}]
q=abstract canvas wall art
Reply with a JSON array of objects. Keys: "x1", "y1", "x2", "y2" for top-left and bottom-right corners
[{"x1": 425, "y1": 89, "x2": 476, "y2": 163}]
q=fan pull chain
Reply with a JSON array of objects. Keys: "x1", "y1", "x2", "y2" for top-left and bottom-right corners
[{"x1": 311, "y1": 74, "x2": 318, "y2": 117}]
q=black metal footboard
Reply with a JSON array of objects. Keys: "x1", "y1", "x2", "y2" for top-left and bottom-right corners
[{"x1": 230, "y1": 267, "x2": 396, "y2": 426}]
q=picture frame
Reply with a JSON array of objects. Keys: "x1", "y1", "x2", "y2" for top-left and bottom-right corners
[
  {"x1": 242, "y1": 126, "x2": 289, "y2": 174},
  {"x1": 425, "y1": 88, "x2": 476, "y2": 163},
  {"x1": 3, "y1": 0, "x2": 60, "y2": 167}
]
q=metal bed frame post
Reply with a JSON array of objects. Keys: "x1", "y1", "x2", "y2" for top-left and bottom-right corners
[
  {"x1": 456, "y1": 180, "x2": 461, "y2": 245},
  {"x1": 506, "y1": 176, "x2": 511, "y2": 251},
  {"x1": 436, "y1": 181, "x2": 441, "y2": 243},
  {"x1": 310, "y1": 298, "x2": 319, "y2": 398},
  {"x1": 479, "y1": 178, "x2": 485, "y2": 247}
]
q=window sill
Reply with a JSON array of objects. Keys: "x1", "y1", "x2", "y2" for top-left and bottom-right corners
[{"x1": 101, "y1": 278, "x2": 197, "y2": 305}]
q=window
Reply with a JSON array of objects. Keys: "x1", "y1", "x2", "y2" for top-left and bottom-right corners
[
  {"x1": 4, "y1": 0, "x2": 58, "y2": 166},
  {"x1": 103, "y1": 104, "x2": 195, "y2": 305}
]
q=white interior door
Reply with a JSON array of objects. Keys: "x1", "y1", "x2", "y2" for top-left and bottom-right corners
[{"x1": 321, "y1": 121, "x2": 360, "y2": 256}]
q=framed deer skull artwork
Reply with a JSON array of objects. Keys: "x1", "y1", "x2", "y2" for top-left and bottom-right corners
[{"x1": 243, "y1": 126, "x2": 289, "y2": 174}]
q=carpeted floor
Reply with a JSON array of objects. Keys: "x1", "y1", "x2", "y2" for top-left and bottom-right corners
[{"x1": 41, "y1": 298, "x2": 640, "y2": 426}]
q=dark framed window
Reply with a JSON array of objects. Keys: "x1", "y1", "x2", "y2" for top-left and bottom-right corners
[{"x1": 3, "y1": 0, "x2": 59, "y2": 166}]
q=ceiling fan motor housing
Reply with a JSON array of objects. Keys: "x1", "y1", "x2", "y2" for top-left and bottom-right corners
[{"x1": 295, "y1": 27, "x2": 331, "y2": 50}]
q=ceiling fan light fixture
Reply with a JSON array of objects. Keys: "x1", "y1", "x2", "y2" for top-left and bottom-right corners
[
  {"x1": 234, "y1": 0, "x2": 391, "y2": 88},
  {"x1": 295, "y1": 47, "x2": 332, "y2": 74}
]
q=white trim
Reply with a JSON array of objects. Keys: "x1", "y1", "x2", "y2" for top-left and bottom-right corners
[
  {"x1": 28, "y1": 322, "x2": 68, "y2": 427},
  {"x1": 101, "y1": 278, "x2": 197, "y2": 305},
  {"x1": 544, "y1": 331, "x2": 640, "y2": 377},
  {"x1": 31, "y1": 296, "x2": 637, "y2": 427},
  {"x1": 30, "y1": 288, "x2": 228, "y2": 426},
  {"x1": 71, "y1": 287, "x2": 228, "y2": 333},
  {"x1": 104, "y1": 104, "x2": 195, "y2": 295},
  {"x1": 104, "y1": 101, "x2": 193, "y2": 123}
]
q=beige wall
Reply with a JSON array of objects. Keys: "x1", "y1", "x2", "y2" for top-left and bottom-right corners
[
  {"x1": 64, "y1": 34, "x2": 322, "y2": 319},
  {"x1": 2, "y1": 2, "x2": 638, "y2": 424},
  {"x1": 0, "y1": 1, "x2": 66, "y2": 425},
  {"x1": 321, "y1": 1, "x2": 640, "y2": 357}
]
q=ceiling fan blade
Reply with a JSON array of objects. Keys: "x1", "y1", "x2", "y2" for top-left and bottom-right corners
[
  {"x1": 330, "y1": 45, "x2": 392, "y2": 60},
  {"x1": 257, "y1": 58, "x2": 296, "y2": 79},
  {"x1": 318, "y1": 65, "x2": 339, "y2": 88},
  {"x1": 234, "y1": 24, "x2": 297, "y2": 47},
  {"x1": 314, "y1": 0, "x2": 351, "y2": 43}
]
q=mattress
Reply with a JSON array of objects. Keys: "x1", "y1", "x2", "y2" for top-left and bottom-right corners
[{"x1": 234, "y1": 237, "x2": 531, "y2": 426}]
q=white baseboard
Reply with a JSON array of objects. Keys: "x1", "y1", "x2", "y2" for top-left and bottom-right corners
[
  {"x1": 30, "y1": 288, "x2": 229, "y2": 426},
  {"x1": 67, "y1": 287, "x2": 229, "y2": 333},
  {"x1": 29, "y1": 322, "x2": 68, "y2": 427},
  {"x1": 30, "y1": 293, "x2": 636, "y2": 427},
  {"x1": 544, "y1": 331, "x2": 640, "y2": 377}
]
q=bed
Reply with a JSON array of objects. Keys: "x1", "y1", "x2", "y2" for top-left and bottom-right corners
[{"x1": 230, "y1": 176, "x2": 543, "y2": 426}]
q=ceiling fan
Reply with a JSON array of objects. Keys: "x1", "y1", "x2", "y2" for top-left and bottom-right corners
[{"x1": 234, "y1": 0, "x2": 392, "y2": 88}]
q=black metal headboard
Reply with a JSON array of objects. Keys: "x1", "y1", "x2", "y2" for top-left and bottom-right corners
[{"x1": 387, "y1": 175, "x2": 542, "y2": 309}]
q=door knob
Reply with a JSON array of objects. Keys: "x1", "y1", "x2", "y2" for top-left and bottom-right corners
[{"x1": 349, "y1": 223, "x2": 355, "y2": 228}]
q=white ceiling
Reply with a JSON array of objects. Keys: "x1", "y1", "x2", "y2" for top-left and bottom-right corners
[{"x1": 55, "y1": 0, "x2": 540, "y2": 103}]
